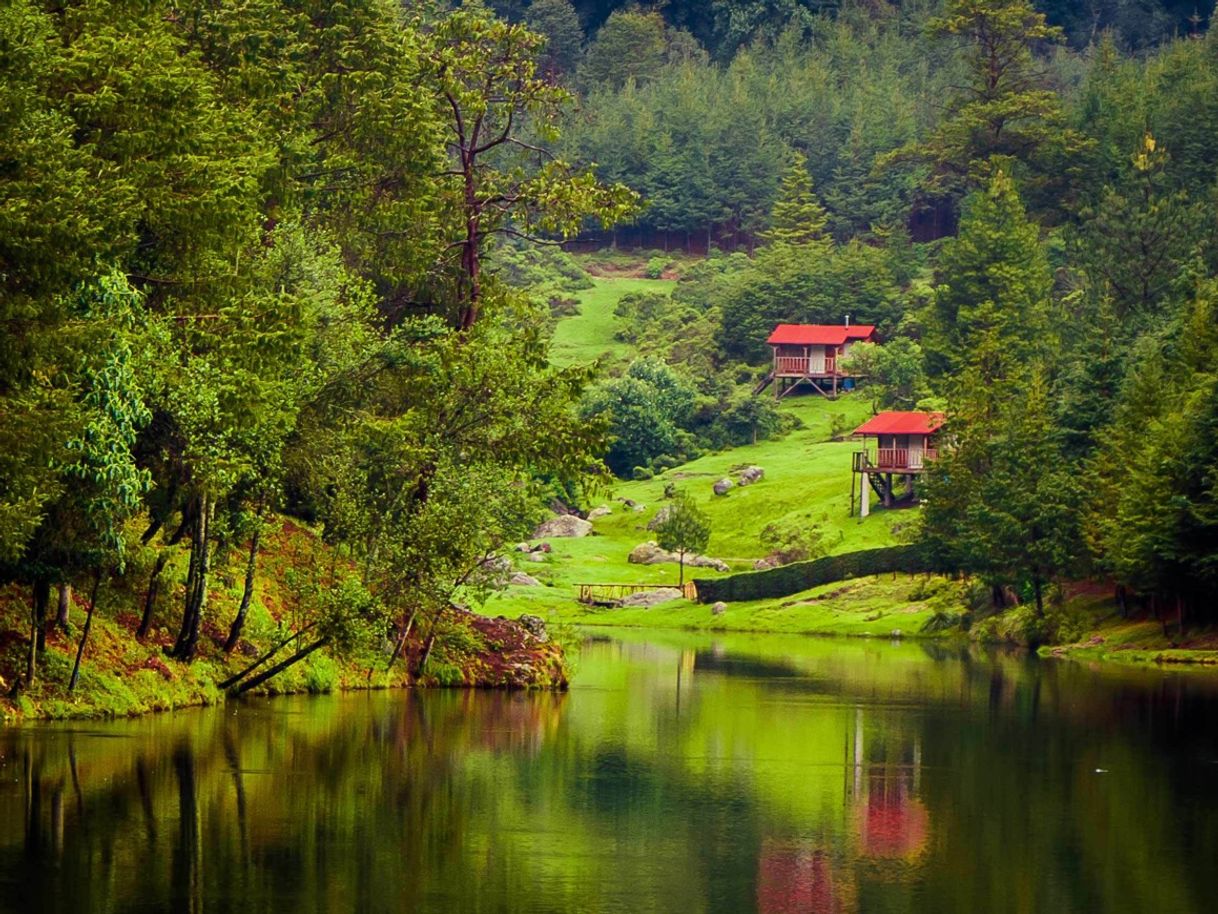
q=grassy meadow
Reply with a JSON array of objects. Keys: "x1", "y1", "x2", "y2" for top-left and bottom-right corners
[{"x1": 481, "y1": 264, "x2": 949, "y2": 635}]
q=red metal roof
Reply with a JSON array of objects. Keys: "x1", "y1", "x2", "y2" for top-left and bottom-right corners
[
  {"x1": 767, "y1": 323, "x2": 877, "y2": 346},
  {"x1": 853, "y1": 411, "x2": 945, "y2": 436}
]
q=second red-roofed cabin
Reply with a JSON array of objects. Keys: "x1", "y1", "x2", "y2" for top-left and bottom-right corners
[
  {"x1": 851, "y1": 411, "x2": 945, "y2": 516},
  {"x1": 762, "y1": 323, "x2": 877, "y2": 399}
]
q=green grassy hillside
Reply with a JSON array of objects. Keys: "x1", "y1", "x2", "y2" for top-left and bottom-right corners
[
  {"x1": 549, "y1": 276, "x2": 675, "y2": 366},
  {"x1": 482, "y1": 391, "x2": 923, "y2": 627}
]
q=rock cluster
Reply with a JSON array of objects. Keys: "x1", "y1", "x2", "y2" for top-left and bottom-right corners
[
  {"x1": 533, "y1": 514, "x2": 592, "y2": 538},
  {"x1": 619, "y1": 588, "x2": 684, "y2": 607},
  {"x1": 627, "y1": 541, "x2": 729, "y2": 572}
]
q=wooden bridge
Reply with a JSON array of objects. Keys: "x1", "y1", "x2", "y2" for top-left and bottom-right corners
[{"x1": 577, "y1": 582, "x2": 699, "y2": 605}]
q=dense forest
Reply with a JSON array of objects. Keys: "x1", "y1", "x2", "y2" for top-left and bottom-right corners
[{"x1": 2, "y1": 0, "x2": 1217, "y2": 699}]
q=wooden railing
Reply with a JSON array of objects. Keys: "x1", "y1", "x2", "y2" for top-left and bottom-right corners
[
  {"x1": 774, "y1": 356, "x2": 838, "y2": 376},
  {"x1": 577, "y1": 582, "x2": 698, "y2": 604},
  {"x1": 855, "y1": 448, "x2": 940, "y2": 472}
]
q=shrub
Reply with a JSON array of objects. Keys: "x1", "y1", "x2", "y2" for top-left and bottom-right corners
[
  {"x1": 694, "y1": 544, "x2": 938, "y2": 603},
  {"x1": 646, "y1": 255, "x2": 670, "y2": 279}
]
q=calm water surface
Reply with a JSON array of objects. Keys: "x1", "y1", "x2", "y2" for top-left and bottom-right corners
[{"x1": 2, "y1": 630, "x2": 1218, "y2": 913}]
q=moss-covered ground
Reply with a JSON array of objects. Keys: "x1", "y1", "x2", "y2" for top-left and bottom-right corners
[{"x1": 0, "y1": 519, "x2": 566, "y2": 723}]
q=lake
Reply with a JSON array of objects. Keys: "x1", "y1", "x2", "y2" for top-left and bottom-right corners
[{"x1": 2, "y1": 629, "x2": 1217, "y2": 913}]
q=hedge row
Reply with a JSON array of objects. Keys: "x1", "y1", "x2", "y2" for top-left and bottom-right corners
[{"x1": 692, "y1": 544, "x2": 939, "y2": 604}]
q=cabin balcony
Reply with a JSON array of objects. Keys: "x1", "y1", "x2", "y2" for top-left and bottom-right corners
[
  {"x1": 774, "y1": 356, "x2": 840, "y2": 377},
  {"x1": 853, "y1": 448, "x2": 939, "y2": 474}
]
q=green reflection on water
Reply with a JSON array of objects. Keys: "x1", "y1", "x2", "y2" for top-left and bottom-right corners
[{"x1": 2, "y1": 630, "x2": 1217, "y2": 914}]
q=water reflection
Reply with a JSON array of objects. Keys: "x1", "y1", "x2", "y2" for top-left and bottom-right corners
[{"x1": 2, "y1": 632, "x2": 1217, "y2": 914}]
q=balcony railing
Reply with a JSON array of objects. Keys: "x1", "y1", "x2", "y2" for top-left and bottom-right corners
[
  {"x1": 774, "y1": 356, "x2": 838, "y2": 376},
  {"x1": 855, "y1": 448, "x2": 940, "y2": 472}
]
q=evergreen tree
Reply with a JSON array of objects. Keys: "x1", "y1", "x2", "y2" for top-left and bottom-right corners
[
  {"x1": 759, "y1": 151, "x2": 830, "y2": 246},
  {"x1": 927, "y1": 169, "x2": 1054, "y2": 380}
]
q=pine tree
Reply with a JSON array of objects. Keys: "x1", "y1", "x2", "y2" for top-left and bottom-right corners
[
  {"x1": 928, "y1": 168, "x2": 1053, "y2": 380},
  {"x1": 760, "y1": 151, "x2": 830, "y2": 246}
]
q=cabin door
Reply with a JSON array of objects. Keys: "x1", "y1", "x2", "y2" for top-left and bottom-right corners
[
  {"x1": 908, "y1": 436, "x2": 924, "y2": 469},
  {"x1": 808, "y1": 345, "x2": 826, "y2": 374}
]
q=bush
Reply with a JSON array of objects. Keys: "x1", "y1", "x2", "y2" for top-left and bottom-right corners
[
  {"x1": 694, "y1": 544, "x2": 938, "y2": 603},
  {"x1": 633, "y1": 465, "x2": 654, "y2": 480},
  {"x1": 646, "y1": 255, "x2": 670, "y2": 279}
]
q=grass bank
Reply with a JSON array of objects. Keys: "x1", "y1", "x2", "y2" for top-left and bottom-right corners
[{"x1": 0, "y1": 519, "x2": 567, "y2": 723}]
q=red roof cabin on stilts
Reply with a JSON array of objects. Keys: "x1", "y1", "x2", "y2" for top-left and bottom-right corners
[
  {"x1": 850, "y1": 411, "x2": 945, "y2": 517},
  {"x1": 760, "y1": 323, "x2": 877, "y2": 399}
]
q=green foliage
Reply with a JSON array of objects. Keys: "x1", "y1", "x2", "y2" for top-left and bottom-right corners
[
  {"x1": 841, "y1": 339, "x2": 931, "y2": 411},
  {"x1": 759, "y1": 150, "x2": 829, "y2": 246},
  {"x1": 927, "y1": 170, "x2": 1053, "y2": 380},
  {"x1": 654, "y1": 492, "x2": 712, "y2": 584},
  {"x1": 696, "y1": 544, "x2": 936, "y2": 604},
  {"x1": 527, "y1": 0, "x2": 585, "y2": 77},
  {"x1": 645, "y1": 256, "x2": 670, "y2": 279},
  {"x1": 581, "y1": 358, "x2": 698, "y2": 477},
  {"x1": 579, "y1": 9, "x2": 670, "y2": 90},
  {"x1": 891, "y1": 0, "x2": 1089, "y2": 212},
  {"x1": 759, "y1": 516, "x2": 829, "y2": 565}
]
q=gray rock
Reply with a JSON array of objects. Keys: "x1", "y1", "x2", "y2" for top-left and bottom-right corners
[
  {"x1": 621, "y1": 498, "x2": 638, "y2": 508},
  {"x1": 737, "y1": 465, "x2": 765, "y2": 486},
  {"x1": 712, "y1": 601, "x2": 728, "y2": 616},
  {"x1": 620, "y1": 588, "x2": 684, "y2": 607},
  {"x1": 632, "y1": 503, "x2": 647, "y2": 512},
  {"x1": 646, "y1": 505, "x2": 674, "y2": 531},
  {"x1": 524, "y1": 552, "x2": 548, "y2": 563},
  {"x1": 514, "y1": 542, "x2": 532, "y2": 553},
  {"x1": 510, "y1": 573, "x2": 542, "y2": 587},
  {"x1": 713, "y1": 477, "x2": 733, "y2": 496},
  {"x1": 627, "y1": 541, "x2": 729, "y2": 572},
  {"x1": 587, "y1": 505, "x2": 613, "y2": 520},
  {"x1": 518, "y1": 614, "x2": 549, "y2": 642},
  {"x1": 753, "y1": 556, "x2": 778, "y2": 571},
  {"x1": 533, "y1": 515, "x2": 592, "y2": 538},
  {"x1": 535, "y1": 542, "x2": 552, "y2": 553}
]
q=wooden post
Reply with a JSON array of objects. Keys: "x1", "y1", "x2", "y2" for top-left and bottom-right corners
[{"x1": 861, "y1": 472, "x2": 870, "y2": 518}]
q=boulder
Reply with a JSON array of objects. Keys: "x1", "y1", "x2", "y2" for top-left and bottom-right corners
[
  {"x1": 712, "y1": 477, "x2": 733, "y2": 496},
  {"x1": 510, "y1": 573, "x2": 542, "y2": 587},
  {"x1": 620, "y1": 588, "x2": 684, "y2": 608},
  {"x1": 524, "y1": 552, "x2": 548, "y2": 563},
  {"x1": 646, "y1": 505, "x2": 674, "y2": 531},
  {"x1": 712, "y1": 601, "x2": 728, "y2": 616},
  {"x1": 513, "y1": 542, "x2": 532, "y2": 553},
  {"x1": 627, "y1": 541, "x2": 729, "y2": 572},
  {"x1": 632, "y1": 503, "x2": 647, "y2": 512},
  {"x1": 738, "y1": 465, "x2": 765, "y2": 486},
  {"x1": 533, "y1": 515, "x2": 592, "y2": 538},
  {"x1": 518, "y1": 614, "x2": 549, "y2": 642},
  {"x1": 753, "y1": 556, "x2": 779, "y2": 571},
  {"x1": 587, "y1": 505, "x2": 613, "y2": 520}
]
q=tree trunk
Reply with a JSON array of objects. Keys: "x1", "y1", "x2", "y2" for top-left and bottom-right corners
[
  {"x1": 1115, "y1": 585, "x2": 1128, "y2": 619},
  {"x1": 56, "y1": 583, "x2": 71, "y2": 632},
  {"x1": 33, "y1": 578, "x2": 50, "y2": 653},
  {"x1": 385, "y1": 610, "x2": 417, "y2": 673},
  {"x1": 229, "y1": 638, "x2": 328, "y2": 697},
  {"x1": 217, "y1": 624, "x2": 314, "y2": 692},
  {"x1": 138, "y1": 552, "x2": 171, "y2": 640},
  {"x1": 678, "y1": 552, "x2": 685, "y2": 588},
  {"x1": 1032, "y1": 575, "x2": 1044, "y2": 619},
  {"x1": 173, "y1": 495, "x2": 210, "y2": 661},
  {"x1": 224, "y1": 523, "x2": 262, "y2": 653},
  {"x1": 68, "y1": 572, "x2": 103, "y2": 692}
]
